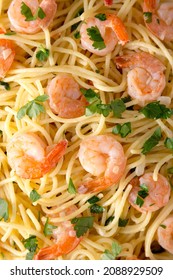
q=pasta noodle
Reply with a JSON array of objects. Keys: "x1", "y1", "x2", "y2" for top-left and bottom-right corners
[{"x1": 0, "y1": 0, "x2": 173, "y2": 260}]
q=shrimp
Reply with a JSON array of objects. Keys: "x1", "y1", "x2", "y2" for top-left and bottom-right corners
[
  {"x1": 128, "y1": 173, "x2": 171, "y2": 213},
  {"x1": 34, "y1": 205, "x2": 82, "y2": 260},
  {"x1": 80, "y1": 14, "x2": 129, "y2": 56},
  {"x1": 115, "y1": 51, "x2": 166, "y2": 106},
  {"x1": 6, "y1": 132, "x2": 68, "y2": 179},
  {"x1": 157, "y1": 214, "x2": 173, "y2": 254},
  {"x1": 0, "y1": 29, "x2": 15, "y2": 78},
  {"x1": 143, "y1": 0, "x2": 173, "y2": 41},
  {"x1": 78, "y1": 135, "x2": 127, "y2": 194},
  {"x1": 47, "y1": 75, "x2": 88, "y2": 119},
  {"x1": 8, "y1": 0, "x2": 57, "y2": 34},
  {"x1": 104, "y1": 0, "x2": 113, "y2": 6}
]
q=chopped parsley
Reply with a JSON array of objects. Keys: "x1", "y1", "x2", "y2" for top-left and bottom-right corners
[
  {"x1": 134, "y1": 184, "x2": 149, "y2": 207},
  {"x1": 112, "y1": 122, "x2": 131, "y2": 138},
  {"x1": 36, "y1": 46, "x2": 49, "y2": 62},
  {"x1": 71, "y1": 216, "x2": 94, "y2": 237},
  {"x1": 167, "y1": 167, "x2": 173, "y2": 174},
  {"x1": 0, "y1": 198, "x2": 9, "y2": 222},
  {"x1": 95, "y1": 13, "x2": 107, "y2": 21},
  {"x1": 74, "y1": 31, "x2": 81, "y2": 39},
  {"x1": 71, "y1": 8, "x2": 84, "y2": 31},
  {"x1": 29, "y1": 190, "x2": 41, "y2": 202},
  {"x1": 87, "y1": 196, "x2": 100, "y2": 204},
  {"x1": 140, "y1": 101, "x2": 173, "y2": 119},
  {"x1": 87, "y1": 26, "x2": 106, "y2": 50},
  {"x1": 0, "y1": 81, "x2": 10, "y2": 90},
  {"x1": 105, "y1": 216, "x2": 114, "y2": 226},
  {"x1": 17, "y1": 94, "x2": 49, "y2": 120},
  {"x1": 142, "y1": 127, "x2": 162, "y2": 154},
  {"x1": 23, "y1": 235, "x2": 38, "y2": 259},
  {"x1": 68, "y1": 178, "x2": 77, "y2": 194},
  {"x1": 90, "y1": 204, "x2": 105, "y2": 214},
  {"x1": 164, "y1": 137, "x2": 173, "y2": 150},
  {"x1": 143, "y1": 12, "x2": 152, "y2": 23},
  {"x1": 110, "y1": 99, "x2": 126, "y2": 118},
  {"x1": 5, "y1": 31, "x2": 16, "y2": 36},
  {"x1": 43, "y1": 218, "x2": 57, "y2": 236},
  {"x1": 102, "y1": 242, "x2": 122, "y2": 260},
  {"x1": 21, "y1": 2, "x2": 46, "y2": 21},
  {"x1": 118, "y1": 218, "x2": 129, "y2": 227}
]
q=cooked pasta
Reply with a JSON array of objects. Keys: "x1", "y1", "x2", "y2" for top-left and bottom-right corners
[{"x1": 0, "y1": 0, "x2": 173, "y2": 260}]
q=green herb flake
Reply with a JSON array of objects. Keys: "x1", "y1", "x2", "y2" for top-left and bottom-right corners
[
  {"x1": 135, "y1": 196, "x2": 144, "y2": 208},
  {"x1": 29, "y1": 190, "x2": 41, "y2": 202},
  {"x1": 87, "y1": 26, "x2": 106, "y2": 50},
  {"x1": 36, "y1": 47, "x2": 49, "y2": 62},
  {"x1": 0, "y1": 198, "x2": 9, "y2": 222},
  {"x1": 87, "y1": 196, "x2": 100, "y2": 204},
  {"x1": 110, "y1": 99, "x2": 126, "y2": 118},
  {"x1": 105, "y1": 216, "x2": 114, "y2": 226},
  {"x1": 142, "y1": 127, "x2": 162, "y2": 154},
  {"x1": 36, "y1": 7, "x2": 46, "y2": 19},
  {"x1": 43, "y1": 217, "x2": 57, "y2": 236},
  {"x1": 97, "y1": 103, "x2": 112, "y2": 117},
  {"x1": 140, "y1": 102, "x2": 173, "y2": 120},
  {"x1": 17, "y1": 94, "x2": 49, "y2": 120},
  {"x1": 71, "y1": 216, "x2": 94, "y2": 237},
  {"x1": 102, "y1": 241, "x2": 122, "y2": 260},
  {"x1": 21, "y1": 2, "x2": 35, "y2": 21},
  {"x1": 160, "y1": 224, "x2": 166, "y2": 229},
  {"x1": 0, "y1": 81, "x2": 10, "y2": 90},
  {"x1": 23, "y1": 235, "x2": 38, "y2": 252},
  {"x1": 68, "y1": 178, "x2": 77, "y2": 194},
  {"x1": 112, "y1": 122, "x2": 131, "y2": 138},
  {"x1": 71, "y1": 8, "x2": 84, "y2": 32},
  {"x1": 95, "y1": 13, "x2": 107, "y2": 21},
  {"x1": 90, "y1": 204, "x2": 105, "y2": 214},
  {"x1": 118, "y1": 218, "x2": 129, "y2": 227},
  {"x1": 167, "y1": 167, "x2": 173, "y2": 174},
  {"x1": 143, "y1": 12, "x2": 152, "y2": 23},
  {"x1": 138, "y1": 183, "x2": 149, "y2": 199},
  {"x1": 26, "y1": 251, "x2": 35, "y2": 260},
  {"x1": 74, "y1": 31, "x2": 81, "y2": 39},
  {"x1": 5, "y1": 31, "x2": 16, "y2": 36},
  {"x1": 164, "y1": 138, "x2": 173, "y2": 150}
]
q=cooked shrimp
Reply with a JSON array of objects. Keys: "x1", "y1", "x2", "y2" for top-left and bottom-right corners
[
  {"x1": 115, "y1": 51, "x2": 166, "y2": 106},
  {"x1": 143, "y1": 0, "x2": 173, "y2": 41},
  {"x1": 0, "y1": 29, "x2": 15, "y2": 78},
  {"x1": 8, "y1": 0, "x2": 57, "y2": 34},
  {"x1": 34, "y1": 205, "x2": 82, "y2": 260},
  {"x1": 128, "y1": 173, "x2": 171, "y2": 213},
  {"x1": 6, "y1": 132, "x2": 68, "y2": 179},
  {"x1": 78, "y1": 135, "x2": 127, "y2": 194},
  {"x1": 47, "y1": 75, "x2": 88, "y2": 119},
  {"x1": 80, "y1": 14, "x2": 129, "y2": 56},
  {"x1": 104, "y1": 0, "x2": 113, "y2": 6},
  {"x1": 157, "y1": 214, "x2": 173, "y2": 254}
]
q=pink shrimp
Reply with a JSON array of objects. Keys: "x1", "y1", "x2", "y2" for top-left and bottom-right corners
[
  {"x1": 115, "y1": 51, "x2": 166, "y2": 106},
  {"x1": 80, "y1": 14, "x2": 129, "y2": 56},
  {"x1": 143, "y1": 0, "x2": 173, "y2": 41},
  {"x1": 8, "y1": 0, "x2": 57, "y2": 34},
  {"x1": 34, "y1": 205, "x2": 82, "y2": 260},
  {"x1": 47, "y1": 75, "x2": 88, "y2": 119},
  {"x1": 128, "y1": 173, "x2": 171, "y2": 213},
  {"x1": 157, "y1": 214, "x2": 173, "y2": 254},
  {"x1": 104, "y1": 0, "x2": 113, "y2": 6},
  {"x1": 0, "y1": 29, "x2": 15, "y2": 78},
  {"x1": 78, "y1": 135, "x2": 127, "y2": 194},
  {"x1": 6, "y1": 132, "x2": 68, "y2": 179}
]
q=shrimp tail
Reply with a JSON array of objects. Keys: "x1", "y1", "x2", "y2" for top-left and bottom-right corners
[
  {"x1": 45, "y1": 139, "x2": 68, "y2": 168},
  {"x1": 78, "y1": 177, "x2": 111, "y2": 193},
  {"x1": 107, "y1": 14, "x2": 129, "y2": 46}
]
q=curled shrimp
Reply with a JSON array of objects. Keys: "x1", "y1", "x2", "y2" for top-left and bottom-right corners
[
  {"x1": 8, "y1": 0, "x2": 57, "y2": 34},
  {"x1": 80, "y1": 14, "x2": 129, "y2": 56},
  {"x1": 6, "y1": 132, "x2": 68, "y2": 179},
  {"x1": 143, "y1": 0, "x2": 173, "y2": 41},
  {"x1": 47, "y1": 75, "x2": 88, "y2": 119},
  {"x1": 128, "y1": 173, "x2": 171, "y2": 213},
  {"x1": 157, "y1": 214, "x2": 173, "y2": 254},
  {"x1": 115, "y1": 51, "x2": 166, "y2": 106},
  {"x1": 78, "y1": 135, "x2": 127, "y2": 194},
  {"x1": 34, "y1": 205, "x2": 82, "y2": 260},
  {"x1": 0, "y1": 29, "x2": 15, "y2": 78}
]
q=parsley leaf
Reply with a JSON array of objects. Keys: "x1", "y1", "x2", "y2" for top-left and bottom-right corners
[
  {"x1": 23, "y1": 235, "x2": 38, "y2": 252},
  {"x1": 134, "y1": 184, "x2": 149, "y2": 208},
  {"x1": 0, "y1": 81, "x2": 10, "y2": 90},
  {"x1": 17, "y1": 94, "x2": 49, "y2": 120},
  {"x1": 164, "y1": 138, "x2": 173, "y2": 150},
  {"x1": 43, "y1": 218, "x2": 57, "y2": 236},
  {"x1": 36, "y1": 47, "x2": 49, "y2": 62},
  {"x1": 140, "y1": 101, "x2": 173, "y2": 119},
  {"x1": 30, "y1": 190, "x2": 41, "y2": 202},
  {"x1": 71, "y1": 216, "x2": 94, "y2": 237},
  {"x1": 102, "y1": 242, "x2": 122, "y2": 260},
  {"x1": 143, "y1": 12, "x2": 152, "y2": 23},
  {"x1": 87, "y1": 196, "x2": 100, "y2": 204},
  {"x1": 118, "y1": 218, "x2": 128, "y2": 227},
  {"x1": 110, "y1": 99, "x2": 126, "y2": 118},
  {"x1": 167, "y1": 167, "x2": 173, "y2": 174},
  {"x1": 87, "y1": 26, "x2": 106, "y2": 50},
  {"x1": 90, "y1": 204, "x2": 105, "y2": 213},
  {"x1": 112, "y1": 122, "x2": 131, "y2": 138},
  {"x1": 68, "y1": 178, "x2": 77, "y2": 194},
  {"x1": 74, "y1": 31, "x2": 81, "y2": 39},
  {"x1": 95, "y1": 13, "x2": 107, "y2": 21},
  {"x1": 142, "y1": 127, "x2": 162, "y2": 154},
  {"x1": 26, "y1": 251, "x2": 35, "y2": 260},
  {"x1": 71, "y1": 8, "x2": 84, "y2": 32},
  {"x1": 21, "y1": 2, "x2": 46, "y2": 21},
  {"x1": 105, "y1": 216, "x2": 114, "y2": 226},
  {"x1": 36, "y1": 7, "x2": 46, "y2": 19},
  {"x1": 0, "y1": 198, "x2": 9, "y2": 221}
]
